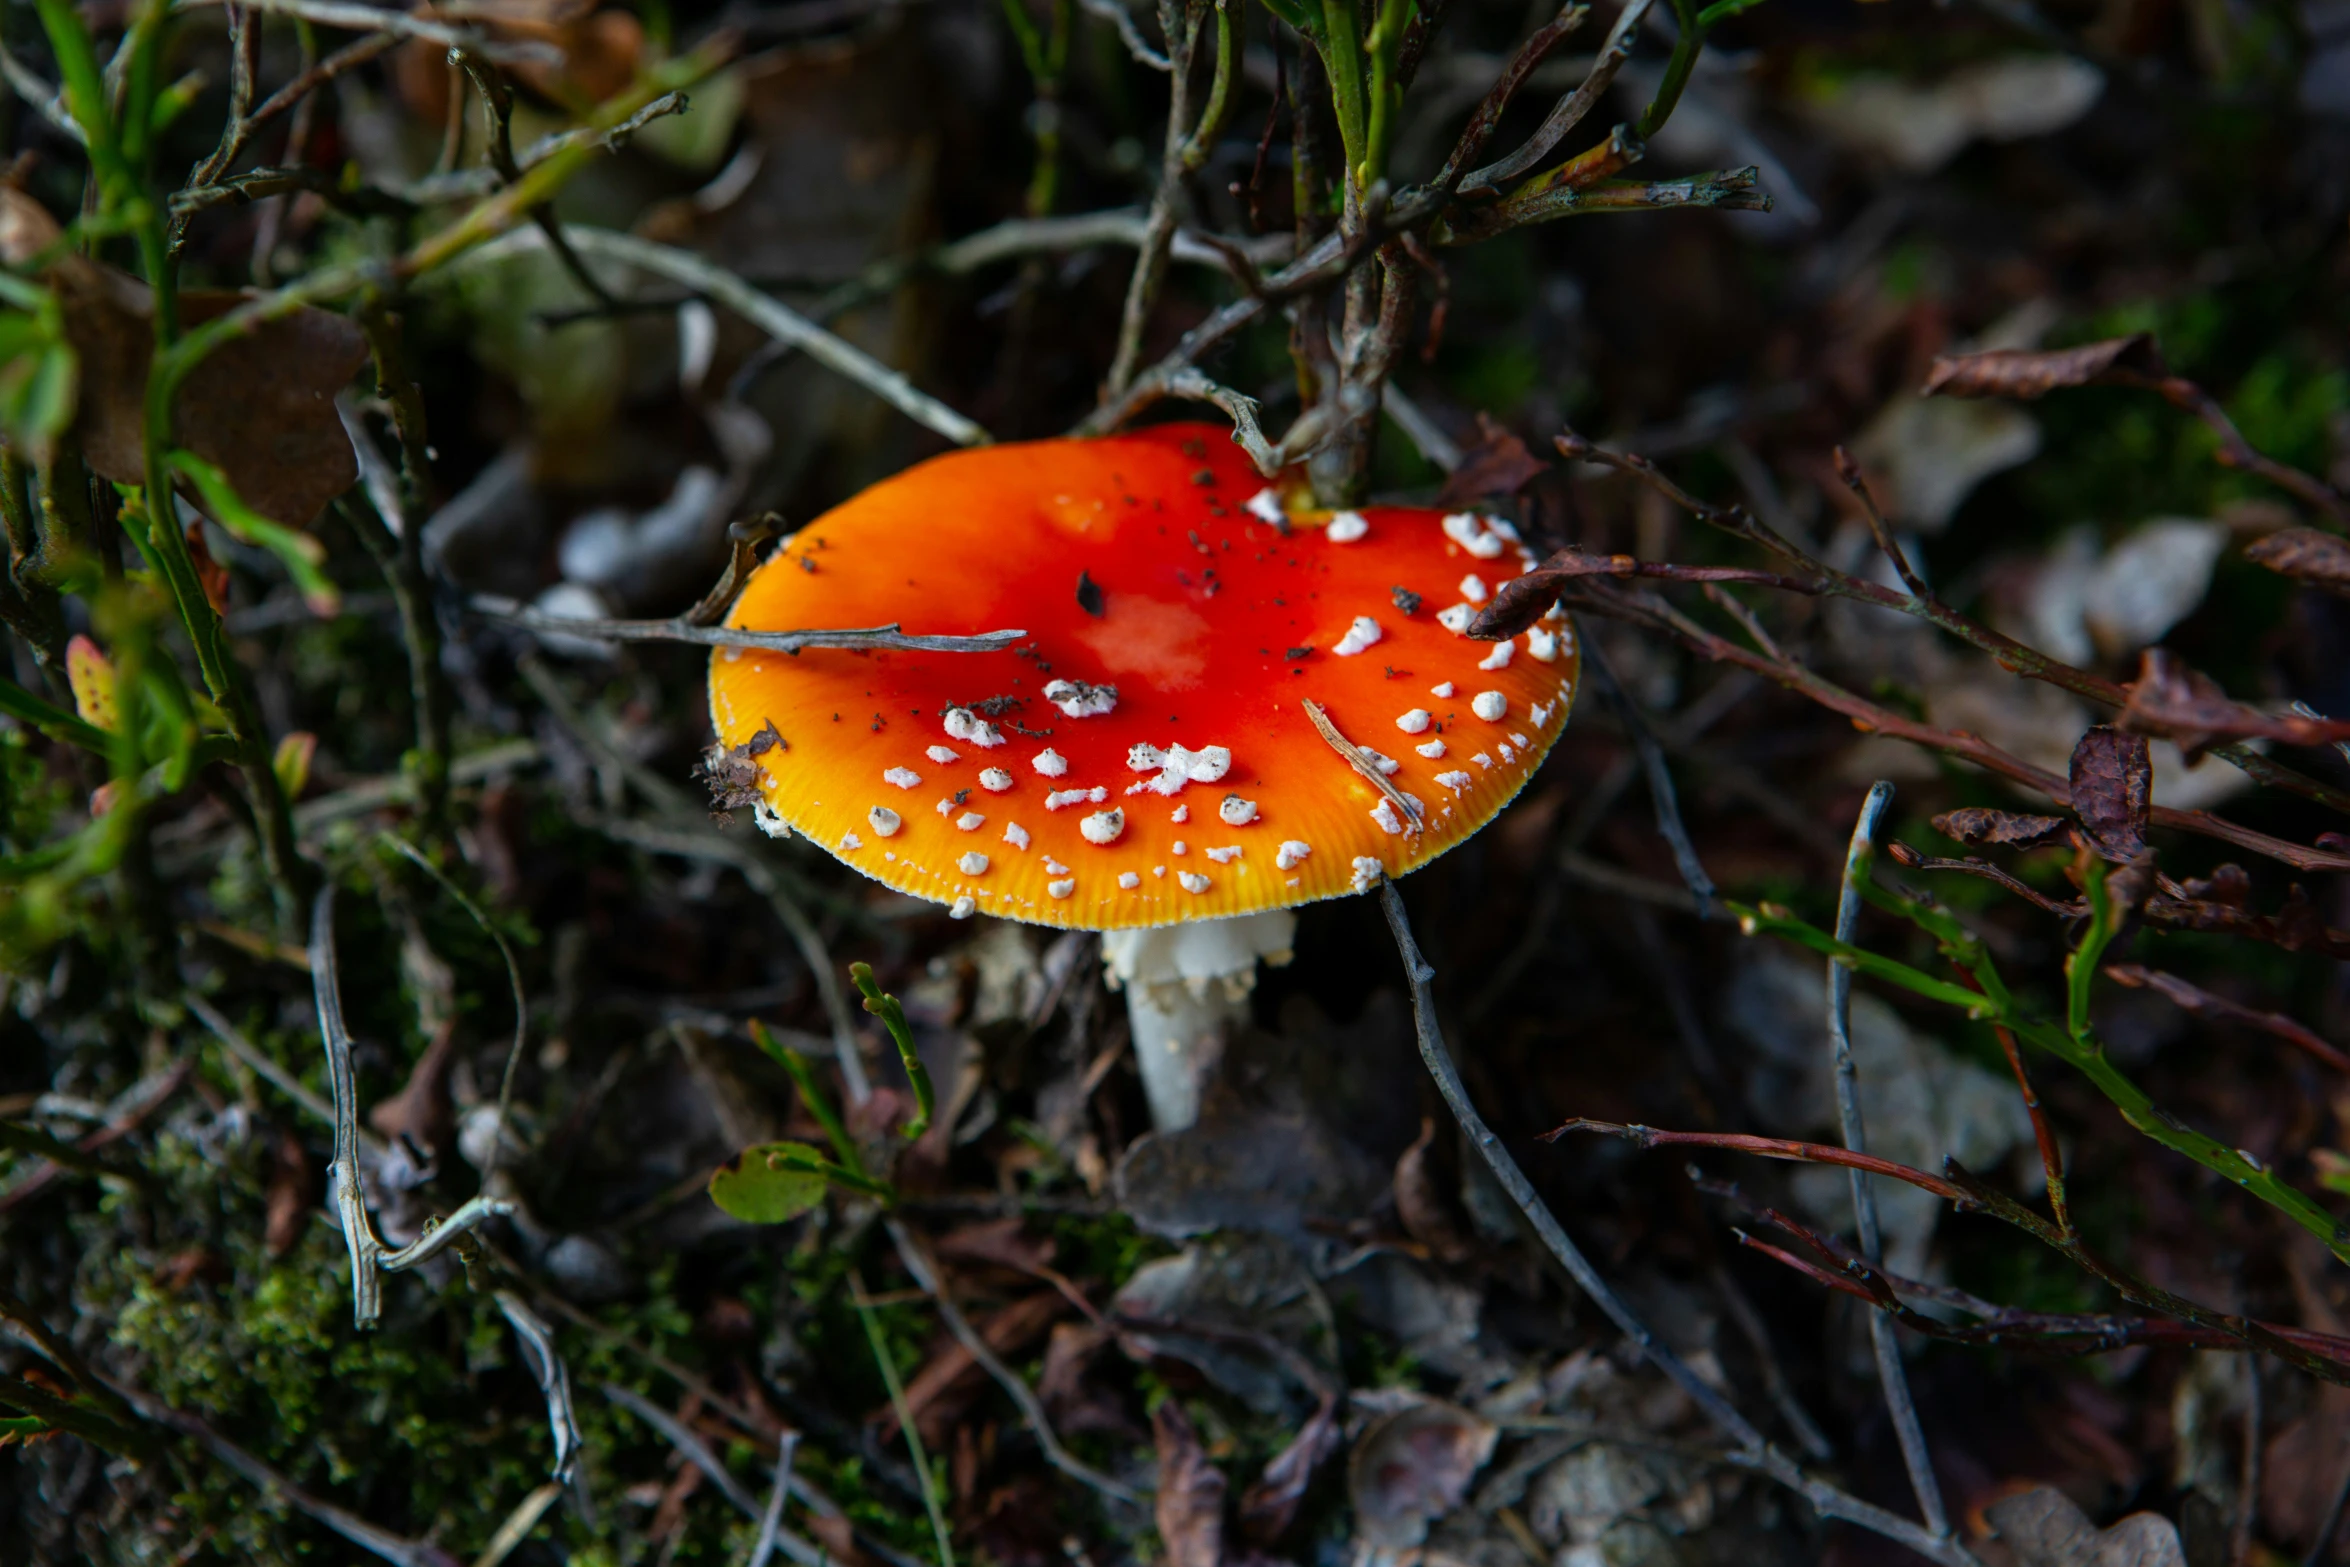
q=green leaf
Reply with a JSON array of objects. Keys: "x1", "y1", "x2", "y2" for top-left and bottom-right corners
[
  {"x1": 0, "y1": 296, "x2": 80, "y2": 460},
  {"x1": 163, "y1": 450, "x2": 341, "y2": 615},
  {"x1": 707, "y1": 1141, "x2": 832, "y2": 1224},
  {"x1": 0, "y1": 672, "x2": 114, "y2": 755}
]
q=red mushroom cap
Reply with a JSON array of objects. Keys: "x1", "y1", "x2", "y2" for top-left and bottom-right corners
[{"x1": 706, "y1": 424, "x2": 1579, "y2": 927}]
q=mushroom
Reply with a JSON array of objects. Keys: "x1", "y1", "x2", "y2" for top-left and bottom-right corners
[{"x1": 706, "y1": 424, "x2": 1580, "y2": 1128}]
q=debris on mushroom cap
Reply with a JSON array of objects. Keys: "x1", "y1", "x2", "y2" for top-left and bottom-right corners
[{"x1": 706, "y1": 424, "x2": 1580, "y2": 930}]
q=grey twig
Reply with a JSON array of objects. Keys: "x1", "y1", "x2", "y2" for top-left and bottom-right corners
[
  {"x1": 1162, "y1": 371, "x2": 1280, "y2": 474},
  {"x1": 1078, "y1": 0, "x2": 1171, "y2": 69},
  {"x1": 884, "y1": 1219, "x2": 1146, "y2": 1508},
  {"x1": 1459, "y1": 0, "x2": 1653, "y2": 192},
  {"x1": 474, "y1": 598, "x2": 1026, "y2": 657},
  {"x1": 405, "y1": 92, "x2": 692, "y2": 204},
  {"x1": 1584, "y1": 639, "x2": 1715, "y2": 916},
  {"x1": 170, "y1": 0, "x2": 562, "y2": 65},
  {"x1": 747, "y1": 1431, "x2": 802, "y2": 1567},
  {"x1": 602, "y1": 1381, "x2": 762, "y2": 1516},
  {"x1": 110, "y1": 1380, "x2": 460, "y2": 1567},
  {"x1": 474, "y1": 227, "x2": 993, "y2": 447},
  {"x1": 377, "y1": 836, "x2": 529, "y2": 1187},
  {"x1": 1375, "y1": 879, "x2": 1981, "y2": 1567},
  {"x1": 1827, "y1": 782, "x2": 1950, "y2": 1542},
  {"x1": 313, "y1": 887, "x2": 514, "y2": 1329},
  {"x1": 0, "y1": 41, "x2": 83, "y2": 142},
  {"x1": 496, "y1": 1292, "x2": 583, "y2": 1486},
  {"x1": 602, "y1": 1383, "x2": 836, "y2": 1567},
  {"x1": 1381, "y1": 381, "x2": 1464, "y2": 472},
  {"x1": 187, "y1": 991, "x2": 350, "y2": 1135}
]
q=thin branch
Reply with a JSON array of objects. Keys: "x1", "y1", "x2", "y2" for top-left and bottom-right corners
[
  {"x1": 495, "y1": 1292, "x2": 583, "y2": 1487},
  {"x1": 1826, "y1": 781, "x2": 1950, "y2": 1542},
  {"x1": 1553, "y1": 578, "x2": 2350, "y2": 875},
  {"x1": 474, "y1": 598, "x2": 1026, "y2": 657},
  {"x1": 1583, "y1": 638, "x2": 1715, "y2": 915},
  {"x1": 312, "y1": 887, "x2": 514, "y2": 1330},
  {"x1": 1376, "y1": 881, "x2": 1983, "y2": 1567},
  {"x1": 1428, "y1": 4, "x2": 1590, "y2": 191},
  {"x1": 109, "y1": 1381, "x2": 459, "y2": 1567},
  {"x1": 2103, "y1": 964, "x2": 2350, "y2": 1075},
  {"x1": 1079, "y1": 0, "x2": 1171, "y2": 68},
  {"x1": 244, "y1": 29, "x2": 399, "y2": 130},
  {"x1": 486, "y1": 227, "x2": 994, "y2": 448},
  {"x1": 1456, "y1": 0, "x2": 1648, "y2": 192},
  {"x1": 884, "y1": 1219, "x2": 1146, "y2": 1507},
  {"x1": 0, "y1": 40, "x2": 84, "y2": 141},
  {"x1": 747, "y1": 1430, "x2": 802, "y2": 1567},
  {"x1": 169, "y1": 0, "x2": 561, "y2": 66},
  {"x1": 1303, "y1": 697, "x2": 1425, "y2": 831}
]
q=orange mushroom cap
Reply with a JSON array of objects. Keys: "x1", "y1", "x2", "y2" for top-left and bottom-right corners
[{"x1": 706, "y1": 423, "x2": 1579, "y2": 929}]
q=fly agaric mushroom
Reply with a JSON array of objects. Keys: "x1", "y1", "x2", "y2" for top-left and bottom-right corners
[{"x1": 707, "y1": 424, "x2": 1579, "y2": 1128}]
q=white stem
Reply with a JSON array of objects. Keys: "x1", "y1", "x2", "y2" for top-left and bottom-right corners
[{"x1": 1101, "y1": 909, "x2": 1297, "y2": 1132}]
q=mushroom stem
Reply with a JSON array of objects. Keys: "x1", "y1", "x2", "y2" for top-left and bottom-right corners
[{"x1": 1100, "y1": 910, "x2": 1297, "y2": 1130}]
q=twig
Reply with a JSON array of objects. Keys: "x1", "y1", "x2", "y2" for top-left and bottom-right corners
[
  {"x1": 1456, "y1": 0, "x2": 1648, "y2": 192},
  {"x1": 747, "y1": 1430, "x2": 802, "y2": 1567},
  {"x1": 468, "y1": 227, "x2": 992, "y2": 448},
  {"x1": 884, "y1": 1219, "x2": 1145, "y2": 1507},
  {"x1": 1571, "y1": 1122, "x2": 2350, "y2": 1381},
  {"x1": 471, "y1": 1483, "x2": 564, "y2": 1567},
  {"x1": 243, "y1": 29, "x2": 398, "y2": 131},
  {"x1": 2105, "y1": 964, "x2": 2350, "y2": 1075},
  {"x1": 1163, "y1": 370, "x2": 1282, "y2": 475},
  {"x1": 2310, "y1": 1444, "x2": 2350, "y2": 1567},
  {"x1": 1556, "y1": 578, "x2": 2350, "y2": 875},
  {"x1": 0, "y1": 40, "x2": 83, "y2": 141},
  {"x1": 169, "y1": 0, "x2": 561, "y2": 65},
  {"x1": 1826, "y1": 782, "x2": 1950, "y2": 1542},
  {"x1": 602, "y1": 1381, "x2": 763, "y2": 1515},
  {"x1": 111, "y1": 1380, "x2": 460, "y2": 1567},
  {"x1": 1078, "y1": 0, "x2": 1170, "y2": 68},
  {"x1": 376, "y1": 835, "x2": 529, "y2": 1185},
  {"x1": 1832, "y1": 448, "x2": 1931, "y2": 600},
  {"x1": 187, "y1": 991, "x2": 370, "y2": 1142},
  {"x1": 475, "y1": 598, "x2": 1027, "y2": 657},
  {"x1": 1381, "y1": 381, "x2": 1463, "y2": 471},
  {"x1": 1303, "y1": 697, "x2": 1425, "y2": 831},
  {"x1": 1375, "y1": 880, "x2": 1983, "y2": 1566},
  {"x1": 312, "y1": 887, "x2": 514, "y2": 1329},
  {"x1": 1584, "y1": 638, "x2": 1714, "y2": 915},
  {"x1": 495, "y1": 1293, "x2": 582, "y2": 1487}
]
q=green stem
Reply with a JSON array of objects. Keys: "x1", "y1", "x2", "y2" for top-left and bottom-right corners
[
  {"x1": 1179, "y1": 0, "x2": 1239, "y2": 174},
  {"x1": 853, "y1": 1276, "x2": 957, "y2": 1567},
  {"x1": 355, "y1": 300, "x2": 451, "y2": 829},
  {"x1": 850, "y1": 962, "x2": 935, "y2": 1140},
  {"x1": 1634, "y1": 0, "x2": 1704, "y2": 140},
  {"x1": 1317, "y1": 0, "x2": 1370, "y2": 190},
  {"x1": 750, "y1": 1019, "x2": 868, "y2": 1179}
]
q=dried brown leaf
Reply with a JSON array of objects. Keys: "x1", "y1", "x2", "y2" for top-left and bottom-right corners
[
  {"x1": 50, "y1": 261, "x2": 367, "y2": 529},
  {"x1": 2243, "y1": 526, "x2": 2350, "y2": 597},
  {"x1": 263, "y1": 1126, "x2": 313, "y2": 1258},
  {"x1": 1434, "y1": 415, "x2": 1548, "y2": 508},
  {"x1": 1152, "y1": 1398, "x2": 1227, "y2": 1567},
  {"x1": 1392, "y1": 1118, "x2": 1476, "y2": 1265},
  {"x1": 1470, "y1": 547, "x2": 1618, "y2": 639},
  {"x1": 1982, "y1": 1485, "x2": 2185, "y2": 1567},
  {"x1": 1921, "y1": 335, "x2": 2167, "y2": 401},
  {"x1": 1347, "y1": 1398, "x2": 1497, "y2": 1549},
  {"x1": 1237, "y1": 1395, "x2": 1340, "y2": 1546},
  {"x1": 2115, "y1": 649, "x2": 2249, "y2": 758},
  {"x1": 2067, "y1": 726, "x2": 2151, "y2": 862},
  {"x1": 1931, "y1": 807, "x2": 2071, "y2": 850}
]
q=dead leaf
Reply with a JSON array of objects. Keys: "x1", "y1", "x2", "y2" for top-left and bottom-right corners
[
  {"x1": 1152, "y1": 1399, "x2": 1226, "y2": 1567},
  {"x1": 368, "y1": 1022, "x2": 459, "y2": 1154},
  {"x1": 1237, "y1": 1395, "x2": 1340, "y2": 1546},
  {"x1": 1923, "y1": 334, "x2": 2167, "y2": 399},
  {"x1": 263, "y1": 1126, "x2": 312, "y2": 1258},
  {"x1": 1038, "y1": 1322, "x2": 1130, "y2": 1438},
  {"x1": 1434, "y1": 415, "x2": 1548, "y2": 508},
  {"x1": 1392, "y1": 1118, "x2": 1476, "y2": 1265},
  {"x1": 2244, "y1": 527, "x2": 2350, "y2": 598},
  {"x1": 1931, "y1": 807, "x2": 2071, "y2": 850},
  {"x1": 1982, "y1": 1485, "x2": 2185, "y2": 1567},
  {"x1": 53, "y1": 265, "x2": 367, "y2": 529},
  {"x1": 2116, "y1": 649, "x2": 2256, "y2": 758},
  {"x1": 2068, "y1": 726, "x2": 2151, "y2": 862},
  {"x1": 1347, "y1": 1397, "x2": 1498, "y2": 1549}
]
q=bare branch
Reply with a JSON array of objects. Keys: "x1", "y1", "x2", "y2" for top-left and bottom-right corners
[
  {"x1": 1826, "y1": 782, "x2": 1951, "y2": 1542},
  {"x1": 1378, "y1": 882, "x2": 1983, "y2": 1566},
  {"x1": 474, "y1": 598, "x2": 1026, "y2": 656},
  {"x1": 1458, "y1": 0, "x2": 1651, "y2": 192},
  {"x1": 171, "y1": 0, "x2": 563, "y2": 66}
]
